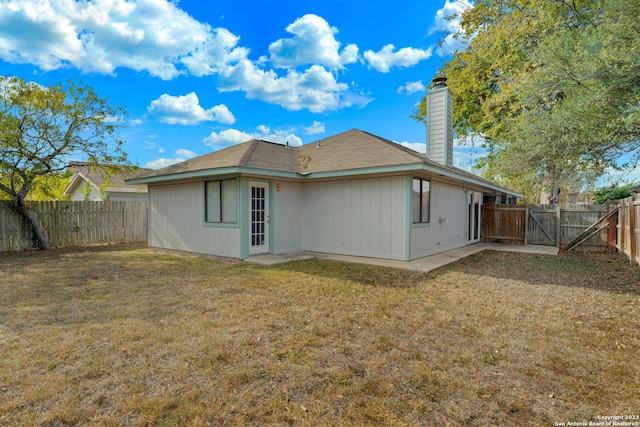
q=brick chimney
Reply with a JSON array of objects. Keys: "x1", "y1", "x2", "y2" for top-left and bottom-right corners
[{"x1": 426, "y1": 76, "x2": 454, "y2": 166}]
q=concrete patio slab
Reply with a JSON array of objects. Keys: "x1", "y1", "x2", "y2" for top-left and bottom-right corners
[{"x1": 245, "y1": 243, "x2": 559, "y2": 273}]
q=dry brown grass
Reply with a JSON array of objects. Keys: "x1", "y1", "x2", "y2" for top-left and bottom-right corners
[{"x1": 0, "y1": 243, "x2": 638, "y2": 426}]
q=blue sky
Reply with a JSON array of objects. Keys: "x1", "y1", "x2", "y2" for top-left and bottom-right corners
[{"x1": 0, "y1": 0, "x2": 487, "y2": 170}]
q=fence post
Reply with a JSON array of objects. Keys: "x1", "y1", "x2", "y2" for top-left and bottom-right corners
[
  {"x1": 608, "y1": 205, "x2": 617, "y2": 253},
  {"x1": 122, "y1": 203, "x2": 126, "y2": 241},
  {"x1": 524, "y1": 206, "x2": 529, "y2": 246},
  {"x1": 620, "y1": 201, "x2": 626, "y2": 257},
  {"x1": 629, "y1": 197, "x2": 637, "y2": 266},
  {"x1": 556, "y1": 205, "x2": 562, "y2": 248}
]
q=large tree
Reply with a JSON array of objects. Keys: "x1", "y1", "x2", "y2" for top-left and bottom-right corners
[
  {"x1": 0, "y1": 77, "x2": 128, "y2": 249},
  {"x1": 0, "y1": 172, "x2": 71, "y2": 202},
  {"x1": 417, "y1": 0, "x2": 640, "y2": 202}
]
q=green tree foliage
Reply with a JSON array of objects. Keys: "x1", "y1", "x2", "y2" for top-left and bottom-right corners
[
  {"x1": 0, "y1": 76, "x2": 127, "y2": 249},
  {"x1": 0, "y1": 172, "x2": 71, "y2": 201},
  {"x1": 591, "y1": 182, "x2": 639, "y2": 204},
  {"x1": 418, "y1": 0, "x2": 640, "y2": 201}
]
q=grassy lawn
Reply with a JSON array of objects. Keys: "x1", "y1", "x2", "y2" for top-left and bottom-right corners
[{"x1": 0, "y1": 243, "x2": 638, "y2": 426}]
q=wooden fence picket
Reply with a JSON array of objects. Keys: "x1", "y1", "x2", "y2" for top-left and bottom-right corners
[
  {"x1": 0, "y1": 200, "x2": 147, "y2": 251},
  {"x1": 484, "y1": 204, "x2": 614, "y2": 252}
]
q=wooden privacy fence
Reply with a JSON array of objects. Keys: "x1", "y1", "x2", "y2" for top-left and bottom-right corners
[
  {"x1": 481, "y1": 204, "x2": 526, "y2": 245},
  {"x1": 616, "y1": 194, "x2": 639, "y2": 266},
  {"x1": 0, "y1": 200, "x2": 148, "y2": 251},
  {"x1": 483, "y1": 204, "x2": 612, "y2": 252}
]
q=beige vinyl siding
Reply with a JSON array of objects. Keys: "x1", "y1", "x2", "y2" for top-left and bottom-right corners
[
  {"x1": 427, "y1": 87, "x2": 453, "y2": 167},
  {"x1": 410, "y1": 180, "x2": 467, "y2": 259},
  {"x1": 105, "y1": 191, "x2": 148, "y2": 202},
  {"x1": 70, "y1": 190, "x2": 147, "y2": 202},
  {"x1": 69, "y1": 188, "x2": 102, "y2": 201},
  {"x1": 301, "y1": 176, "x2": 406, "y2": 260},
  {"x1": 272, "y1": 181, "x2": 303, "y2": 254},
  {"x1": 69, "y1": 184, "x2": 148, "y2": 202},
  {"x1": 148, "y1": 181, "x2": 241, "y2": 258}
]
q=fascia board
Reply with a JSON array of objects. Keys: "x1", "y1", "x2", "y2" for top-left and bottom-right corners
[
  {"x1": 305, "y1": 164, "x2": 521, "y2": 197},
  {"x1": 104, "y1": 186, "x2": 148, "y2": 193},
  {"x1": 126, "y1": 167, "x2": 302, "y2": 185},
  {"x1": 419, "y1": 164, "x2": 523, "y2": 198},
  {"x1": 302, "y1": 164, "x2": 424, "y2": 179},
  {"x1": 64, "y1": 172, "x2": 100, "y2": 195},
  {"x1": 128, "y1": 163, "x2": 522, "y2": 198},
  {"x1": 64, "y1": 173, "x2": 83, "y2": 195}
]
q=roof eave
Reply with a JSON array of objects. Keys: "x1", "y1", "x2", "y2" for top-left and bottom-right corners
[
  {"x1": 64, "y1": 172, "x2": 101, "y2": 195},
  {"x1": 302, "y1": 162, "x2": 520, "y2": 197},
  {"x1": 127, "y1": 163, "x2": 521, "y2": 198},
  {"x1": 126, "y1": 167, "x2": 303, "y2": 184},
  {"x1": 419, "y1": 163, "x2": 522, "y2": 197},
  {"x1": 104, "y1": 186, "x2": 148, "y2": 193}
]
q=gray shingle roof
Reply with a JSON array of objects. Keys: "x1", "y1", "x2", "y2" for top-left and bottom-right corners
[
  {"x1": 67, "y1": 162, "x2": 152, "y2": 191},
  {"x1": 297, "y1": 130, "x2": 425, "y2": 173},
  {"x1": 132, "y1": 139, "x2": 300, "y2": 180},
  {"x1": 134, "y1": 130, "x2": 427, "y2": 180},
  {"x1": 129, "y1": 129, "x2": 520, "y2": 196}
]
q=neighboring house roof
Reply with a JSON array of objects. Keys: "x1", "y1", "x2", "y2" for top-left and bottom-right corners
[
  {"x1": 129, "y1": 129, "x2": 521, "y2": 197},
  {"x1": 64, "y1": 162, "x2": 152, "y2": 197}
]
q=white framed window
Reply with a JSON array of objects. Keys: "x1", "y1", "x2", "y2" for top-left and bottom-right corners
[
  {"x1": 412, "y1": 178, "x2": 430, "y2": 224},
  {"x1": 205, "y1": 179, "x2": 237, "y2": 223}
]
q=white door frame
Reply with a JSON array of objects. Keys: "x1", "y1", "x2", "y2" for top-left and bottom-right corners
[
  {"x1": 249, "y1": 181, "x2": 270, "y2": 255},
  {"x1": 467, "y1": 191, "x2": 482, "y2": 243}
]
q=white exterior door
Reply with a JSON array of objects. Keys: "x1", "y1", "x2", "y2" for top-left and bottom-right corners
[
  {"x1": 467, "y1": 191, "x2": 482, "y2": 243},
  {"x1": 249, "y1": 181, "x2": 269, "y2": 255}
]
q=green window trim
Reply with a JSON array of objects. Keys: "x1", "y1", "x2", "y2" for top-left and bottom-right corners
[
  {"x1": 412, "y1": 178, "x2": 430, "y2": 224},
  {"x1": 205, "y1": 179, "x2": 238, "y2": 224}
]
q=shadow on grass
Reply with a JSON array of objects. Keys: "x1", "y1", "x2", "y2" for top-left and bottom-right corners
[
  {"x1": 0, "y1": 241, "x2": 147, "y2": 260},
  {"x1": 3, "y1": 243, "x2": 636, "y2": 297},
  {"x1": 268, "y1": 250, "x2": 639, "y2": 295},
  {"x1": 268, "y1": 258, "x2": 427, "y2": 288},
  {"x1": 430, "y1": 249, "x2": 640, "y2": 296}
]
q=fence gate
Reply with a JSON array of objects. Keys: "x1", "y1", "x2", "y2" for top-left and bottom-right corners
[
  {"x1": 483, "y1": 204, "x2": 612, "y2": 251},
  {"x1": 527, "y1": 207, "x2": 558, "y2": 246},
  {"x1": 481, "y1": 205, "x2": 526, "y2": 245}
]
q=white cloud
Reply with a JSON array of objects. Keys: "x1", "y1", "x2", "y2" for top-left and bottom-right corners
[
  {"x1": 203, "y1": 126, "x2": 303, "y2": 148},
  {"x1": 396, "y1": 136, "x2": 487, "y2": 171},
  {"x1": 363, "y1": 44, "x2": 433, "y2": 73},
  {"x1": 145, "y1": 158, "x2": 179, "y2": 169},
  {"x1": 203, "y1": 128, "x2": 253, "y2": 146},
  {"x1": 174, "y1": 148, "x2": 197, "y2": 158},
  {"x1": 430, "y1": 0, "x2": 474, "y2": 56},
  {"x1": 452, "y1": 145, "x2": 485, "y2": 171},
  {"x1": 145, "y1": 148, "x2": 198, "y2": 169},
  {"x1": 303, "y1": 121, "x2": 325, "y2": 135},
  {"x1": 398, "y1": 80, "x2": 425, "y2": 95},
  {"x1": 269, "y1": 14, "x2": 358, "y2": 70},
  {"x1": 398, "y1": 141, "x2": 426, "y2": 153},
  {"x1": 218, "y1": 60, "x2": 349, "y2": 112},
  {"x1": 147, "y1": 92, "x2": 235, "y2": 125},
  {"x1": 0, "y1": 3, "x2": 365, "y2": 113},
  {"x1": 0, "y1": 0, "x2": 247, "y2": 79}
]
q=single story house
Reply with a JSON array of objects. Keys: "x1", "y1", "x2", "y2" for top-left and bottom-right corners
[
  {"x1": 128, "y1": 78, "x2": 521, "y2": 261},
  {"x1": 65, "y1": 162, "x2": 151, "y2": 202}
]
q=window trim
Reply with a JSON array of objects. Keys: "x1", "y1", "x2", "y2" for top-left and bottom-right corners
[
  {"x1": 204, "y1": 178, "x2": 238, "y2": 224},
  {"x1": 412, "y1": 177, "x2": 431, "y2": 224}
]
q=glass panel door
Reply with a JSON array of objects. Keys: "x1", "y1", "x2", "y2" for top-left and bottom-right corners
[
  {"x1": 467, "y1": 192, "x2": 482, "y2": 243},
  {"x1": 249, "y1": 182, "x2": 269, "y2": 255}
]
